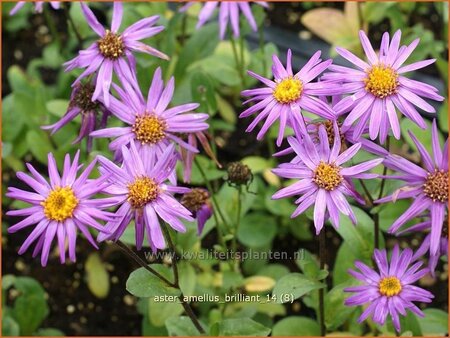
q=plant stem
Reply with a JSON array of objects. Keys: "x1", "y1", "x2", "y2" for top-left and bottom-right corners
[
  {"x1": 161, "y1": 223, "x2": 205, "y2": 334},
  {"x1": 114, "y1": 240, "x2": 174, "y2": 287},
  {"x1": 374, "y1": 138, "x2": 390, "y2": 250},
  {"x1": 63, "y1": 3, "x2": 83, "y2": 47},
  {"x1": 358, "y1": 179, "x2": 374, "y2": 206},
  {"x1": 161, "y1": 223, "x2": 179, "y2": 287},
  {"x1": 194, "y1": 157, "x2": 232, "y2": 233},
  {"x1": 318, "y1": 228, "x2": 326, "y2": 336},
  {"x1": 258, "y1": 26, "x2": 267, "y2": 75},
  {"x1": 43, "y1": 6, "x2": 61, "y2": 48},
  {"x1": 230, "y1": 37, "x2": 246, "y2": 89},
  {"x1": 231, "y1": 185, "x2": 242, "y2": 271}
]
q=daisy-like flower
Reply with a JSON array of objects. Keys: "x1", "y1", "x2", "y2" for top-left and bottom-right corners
[
  {"x1": 398, "y1": 218, "x2": 448, "y2": 276},
  {"x1": 376, "y1": 119, "x2": 448, "y2": 258},
  {"x1": 10, "y1": 2, "x2": 60, "y2": 15},
  {"x1": 6, "y1": 152, "x2": 111, "y2": 266},
  {"x1": 322, "y1": 30, "x2": 444, "y2": 143},
  {"x1": 97, "y1": 143, "x2": 193, "y2": 251},
  {"x1": 272, "y1": 122, "x2": 382, "y2": 234},
  {"x1": 64, "y1": 3, "x2": 168, "y2": 106},
  {"x1": 181, "y1": 188, "x2": 213, "y2": 235},
  {"x1": 241, "y1": 49, "x2": 340, "y2": 146},
  {"x1": 181, "y1": 2, "x2": 268, "y2": 39},
  {"x1": 345, "y1": 245, "x2": 434, "y2": 332},
  {"x1": 42, "y1": 82, "x2": 111, "y2": 152},
  {"x1": 90, "y1": 67, "x2": 209, "y2": 164}
]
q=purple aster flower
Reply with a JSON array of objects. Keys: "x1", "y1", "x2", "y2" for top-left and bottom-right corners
[
  {"x1": 275, "y1": 93, "x2": 388, "y2": 158},
  {"x1": 64, "y1": 3, "x2": 168, "y2": 106},
  {"x1": 97, "y1": 143, "x2": 193, "y2": 251},
  {"x1": 181, "y1": 188, "x2": 213, "y2": 235},
  {"x1": 345, "y1": 245, "x2": 434, "y2": 332},
  {"x1": 181, "y1": 2, "x2": 268, "y2": 39},
  {"x1": 398, "y1": 218, "x2": 448, "y2": 276},
  {"x1": 376, "y1": 119, "x2": 448, "y2": 258},
  {"x1": 241, "y1": 49, "x2": 341, "y2": 146},
  {"x1": 6, "y1": 152, "x2": 112, "y2": 266},
  {"x1": 90, "y1": 67, "x2": 209, "y2": 165},
  {"x1": 42, "y1": 81, "x2": 111, "y2": 152},
  {"x1": 10, "y1": 1, "x2": 60, "y2": 15},
  {"x1": 272, "y1": 122, "x2": 382, "y2": 234},
  {"x1": 322, "y1": 30, "x2": 444, "y2": 144}
]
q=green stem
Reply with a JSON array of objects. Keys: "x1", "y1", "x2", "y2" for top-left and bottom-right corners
[
  {"x1": 258, "y1": 26, "x2": 267, "y2": 75},
  {"x1": 318, "y1": 228, "x2": 326, "y2": 336},
  {"x1": 63, "y1": 3, "x2": 83, "y2": 47},
  {"x1": 43, "y1": 6, "x2": 61, "y2": 48},
  {"x1": 231, "y1": 185, "x2": 243, "y2": 271},
  {"x1": 374, "y1": 138, "x2": 390, "y2": 250},
  {"x1": 239, "y1": 35, "x2": 246, "y2": 86},
  {"x1": 160, "y1": 224, "x2": 205, "y2": 334},
  {"x1": 230, "y1": 37, "x2": 245, "y2": 89},
  {"x1": 194, "y1": 157, "x2": 232, "y2": 233},
  {"x1": 115, "y1": 240, "x2": 174, "y2": 287}
]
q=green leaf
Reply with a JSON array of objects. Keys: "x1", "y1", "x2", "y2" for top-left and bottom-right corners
[
  {"x1": 165, "y1": 316, "x2": 203, "y2": 336},
  {"x1": 216, "y1": 94, "x2": 237, "y2": 124},
  {"x1": 175, "y1": 23, "x2": 220, "y2": 78},
  {"x1": 148, "y1": 299, "x2": 183, "y2": 327},
  {"x1": 126, "y1": 265, "x2": 180, "y2": 298},
  {"x1": 272, "y1": 316, "x2": 320, "y2": 336},
  {"x1": 11, "y1": 278, "x2": 49, "y2": 336},
  {"x1": 257, "y1": 264, "x2": 290, "y2": 281},
  {"x1": 272, "y1": 273, "x2": 324, "y2": 303},
  {"x1": 218, "y1": 318, "x2": 271, "y2": 336},
  {"x1": 418, "y1": 309, "x2": 448, "y2": 335},
  {"x1": 438, "y1": 101, "x2": 448, "y2": 132},
  {"x1": 217, "y1": 179, "x2": 258, "y2": 225},
  {"x1": 376, "y1": 200, "x2": 413, "y2": 232},
  {"x1": 333, "y1": 242, "x2": 358, "y2": 286},
  {"x1": 296, "y1": 250, "x2": 320, "y2": 279},
  {"x1": 46, "y1": 100, "x2": 70, "y2": 118},
  {"x1": 26, "y1": 130, "x2": 54, "y2": 165},
  {"x1": 335, "y1": 206, "x2": 379, "y2": 261},
  {"x1": 85, "y1": 253, "x2": 110, "y2": 299},
  {"x1": 34, "y1": 328, "x2": 65, "y2": 336},
  {"x1": 264, "y1": 187, "x2": 296, "y2": 217},
  {"x1": 237, "y1": 212, "x2": 277, "y2": 248},
  {"x1": 190, "y1": 71, "x2": 217, "y2": 115},
  {"x1": 2, "y1": 316, "x2": 20, "y2": 336},
  {"x1": 325, "y1": 283, "x2": 356, "y2": 330},
  {"x1": 400, "y1": 117, "x2": 444, "y2": 156}
]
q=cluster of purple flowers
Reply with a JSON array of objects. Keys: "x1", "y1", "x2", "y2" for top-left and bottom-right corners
[
  {"x1": 8, "y1": 2, "x2": 215, "y2": 264},
  {"x1": 6, "y1": 2, "x2": 447, "y2": 334},
  {"x1": 241, "y1": 30, "x2": 447, "y2": 331}
]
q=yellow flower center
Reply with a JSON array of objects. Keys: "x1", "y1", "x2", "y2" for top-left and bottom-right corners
[
  {"x1": 41, "y1": 187, "x2": 78, "y2": 222},
  {"x1": 273, "y1": 77, "x2": 303, "y2": 104},
  {"x1": 313, "y1": 161, "x2": 343, "y2": 191},
  {"x1": 98, "y1": 30, "x2": 125, "y2": 60},
  {"x1": 127, "y1": 177, "x2": 160, "y2": 209},
  {"x1": 379, "y1": 276, "x2": 402, "y2": 297},
  {"x1": 423, "y1": 169, "x2": 448, "y2": 202},
  {"x1": 132, "y1": 114, "x2": 167, "y2": 145},
  {"x1": 364, "y1": 64, "x2": 399, "y2": 98}
]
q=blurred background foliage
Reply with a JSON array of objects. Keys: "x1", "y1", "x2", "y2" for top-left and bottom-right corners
[{"x1": 2, "y1": 2, "x2": 448, "y2": 336}]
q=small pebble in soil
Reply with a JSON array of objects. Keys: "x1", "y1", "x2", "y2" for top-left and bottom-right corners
[
  {"x1": 14, "y1": 259, "x2": 26, "y2": 272},
  {"x1": 123, "y1": 295, "x2": 135, "y2": 306},
  {"x1": 80, "y1": 316, "x2": 87, "y2": 324},
  {"x1": 67, "y1": 305, "x2": 76, "y2": 314},
  {"x1": 111, "y1": 276, "x2": 119, "y2": 284},
  {"x1": 87, "y1": 302, "x2": 95, "y2": 310}
]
